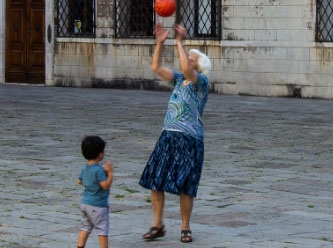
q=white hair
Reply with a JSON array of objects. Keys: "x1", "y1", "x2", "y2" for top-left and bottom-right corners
[{"x1": 189, "y1": 49, "x2": 212, "y2": 76}]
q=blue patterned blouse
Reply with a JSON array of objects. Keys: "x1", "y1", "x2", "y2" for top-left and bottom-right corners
[{"x1": 162, "y1": 70, "x2": 209, "y2": 141}]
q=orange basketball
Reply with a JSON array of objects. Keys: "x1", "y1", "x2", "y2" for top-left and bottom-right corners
[{"x1": 154, "y1": 0, "x2": 176, "y2": 17}]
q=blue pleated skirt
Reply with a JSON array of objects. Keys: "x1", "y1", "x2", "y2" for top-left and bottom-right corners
[{"x1": 139, "y1": 130, "x2": 204, "y2": 197}]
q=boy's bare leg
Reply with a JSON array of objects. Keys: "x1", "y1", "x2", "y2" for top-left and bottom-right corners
[
  {"x1": 98, "y1": 235, "x2": 108, "y2": 248},
  {"x1": 77, "y1": 230, "x2": 89, "y2": 247}
]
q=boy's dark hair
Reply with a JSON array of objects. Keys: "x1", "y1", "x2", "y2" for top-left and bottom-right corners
[{"x1": 81, "y1": 136, "x2": 106, "y2": 160}]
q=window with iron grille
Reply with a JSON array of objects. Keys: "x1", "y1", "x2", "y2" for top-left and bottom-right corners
[
  {"x1": 115, "y1": 0, "x2": 155, "y2": 38},
  {"x1": 316, "y1": 0, "x2": 333, "y2": 42},
  {"x1": 177, "y1": 0, "x2": 221, "y2": 40},
  {"x1": 115, "y1": 0, "x2": 221, "y2": 40},
  {"x1": 56, "y1": 0, "x2": 96, "y2": 37}
]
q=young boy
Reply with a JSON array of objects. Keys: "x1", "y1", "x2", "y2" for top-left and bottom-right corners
[{"x1": 77, "y1": 136, "x2": 113, "y2": 248}]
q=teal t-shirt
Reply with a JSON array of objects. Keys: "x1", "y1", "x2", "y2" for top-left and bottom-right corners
[
  {"x1": 79, "y1": 164, "x2": 109, "y2": 208},
  {"x1": 163, "y1": 71, "x2": 209, "y2": 141}
]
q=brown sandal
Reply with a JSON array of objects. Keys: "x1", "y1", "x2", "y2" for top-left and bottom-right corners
[
  {"x1": 180, "y1": 230, "x2": 192, "y2": 243},
  {"x1": 143, "y1": 225, "x2": 166, "y2": 240}
]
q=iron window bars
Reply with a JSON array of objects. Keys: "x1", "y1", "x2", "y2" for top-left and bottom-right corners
[
  {"x1": 177, "y1": 0, "x2": 221, "y2": 40},
  {"x1": 115, "y1": 0, "x2": 221, "y2": 40},
  {"x1": 316, "y1": 0, "x2": 333, "y2": 42},
  {"x1": 115, "y1": 0, "x2": 155, "y2": 38},
  {"x1": 56, "y1": 0, "x2": 96, "y2": 38}
]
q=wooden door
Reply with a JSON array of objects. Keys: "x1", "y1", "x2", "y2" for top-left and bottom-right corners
[{"x1": 5, "y1": 0, "x2": 45, "y2": 84}]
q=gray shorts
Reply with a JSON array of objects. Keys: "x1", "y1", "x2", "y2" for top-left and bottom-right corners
[{"x1": 80, "y1": 203, "x2": 109, "y2": 236}]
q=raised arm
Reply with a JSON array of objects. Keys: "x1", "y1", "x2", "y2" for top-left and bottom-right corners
[
  {"x1": 151, "y1": 23, "x2": 173, "y2": 82},
  {"x1": 174, "y1": 25, "x2": 197, "y2": 84}
]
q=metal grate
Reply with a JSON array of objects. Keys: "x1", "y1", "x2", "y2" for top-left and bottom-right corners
[
  {"x1": 115, "y1": 0, "x2": 155, "y2": 38},
  {"x1": 56, "y1": 0, "x2": 96, "y2": 38},
  {"x1": 115, "y1": 0, "x2": 221, "y2": 40},
  {"x1": 316, "y1": 0, "x2": 333, "y2": 42},
  {"x1": 176, "y1": 0, "x2": 221, "y2": 40}
]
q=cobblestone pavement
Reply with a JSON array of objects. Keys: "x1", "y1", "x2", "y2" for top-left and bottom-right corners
[{"x1": 0, "y1": 84, "x2": 332, "y2": 248}]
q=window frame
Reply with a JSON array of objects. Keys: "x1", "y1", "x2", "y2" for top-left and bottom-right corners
[
  {"x1": 56, "y1": 0, "x2": 96, "y2": 38},
  {"x1": 176, "y1": 0, "x2": 221, "y2": 40},
  {"x1": 114, "y1": 0, "x2": 221, "y2": 40},
  {"x1": 316, "y1": 0, "x2": 333, "y2": 42},
  {"x1": 114, "y1": 0, "x2": 155, "y2": 38}
]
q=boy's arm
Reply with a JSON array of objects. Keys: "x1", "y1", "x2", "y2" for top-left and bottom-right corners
[
  {"x1": 99, "y1": 172, "x2": 113, "y2": 190},
  {"x1": 99, "y1": 161, "x2": 113, "y2": 190},
  {"x1": 77, "y1": 169, "x2": 83, "y2": 185}
]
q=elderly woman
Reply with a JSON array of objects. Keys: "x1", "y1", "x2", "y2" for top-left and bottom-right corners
[{"x1": 139, "y1": 23, "x2": 211, "y2": 243}]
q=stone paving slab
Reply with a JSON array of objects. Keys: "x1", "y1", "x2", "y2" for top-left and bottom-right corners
[{"x1": 0, "y1": 84, "x2": 333, "y2": 247}]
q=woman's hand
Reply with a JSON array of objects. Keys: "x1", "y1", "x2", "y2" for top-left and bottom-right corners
[
  {"x1": 174, "y1": 24, "x2": 186, "y2": 42},
  {"x1": 154, "y1": 23, "x2": 169, "y2": 45}
]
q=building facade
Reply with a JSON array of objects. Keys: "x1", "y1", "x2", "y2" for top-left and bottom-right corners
[{"x1": 1, "y1": 0, "x2": 333, "y2": 98}]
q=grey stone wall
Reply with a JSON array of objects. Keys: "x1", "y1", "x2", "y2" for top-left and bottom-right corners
[
  {"x1": 96, "y1": 0, "x2": 113, "y2": 38},
  {"x1": 216, "y1": 0, "x2": 333, "y2": 98},
  {"x1": 53, "y1": 0, "x2": 333, "y2": 99}
]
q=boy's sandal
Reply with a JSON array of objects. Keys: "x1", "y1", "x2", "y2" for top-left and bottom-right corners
[
  {"x1": 143, "y1": 225, "x2": 166, "y2": 240},
  {"x1": 180, "y1": 229, "x2": 193, "y2": 243}
]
